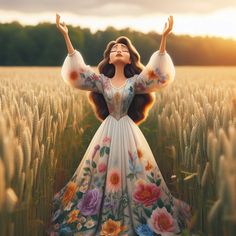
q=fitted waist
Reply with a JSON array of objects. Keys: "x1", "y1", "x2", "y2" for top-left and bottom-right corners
[{"x1": 108, "y1": 114, "x2": 129, "y2": 121}]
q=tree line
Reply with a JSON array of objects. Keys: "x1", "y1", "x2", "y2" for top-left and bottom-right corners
[{"x1": 0, "y1": 21, "x2": 236, "y2": 66}]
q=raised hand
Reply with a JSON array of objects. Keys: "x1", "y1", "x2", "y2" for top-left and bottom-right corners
[
  {"x1": 158, "y1": 15, "x2": 174, "y2": 53},
  {"x1": 56, "y1": 13, "x2": 68, "y2": 36},
  {"x1": 162, "y1": 15, "x2": 174, "y2": 37}
]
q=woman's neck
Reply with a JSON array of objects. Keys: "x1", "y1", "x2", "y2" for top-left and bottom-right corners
[{"x1": 112, "y1": 63, "x2": 126, "y2": 80}]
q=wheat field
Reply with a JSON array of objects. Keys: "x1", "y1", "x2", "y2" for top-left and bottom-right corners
[{"x1": 0, "y1": 66, "x2": 236, "y2": 236}]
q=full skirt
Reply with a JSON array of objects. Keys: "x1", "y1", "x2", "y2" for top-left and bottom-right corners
[{"x1": 46, "y1": 114, "x2": 192, "y2": 236}]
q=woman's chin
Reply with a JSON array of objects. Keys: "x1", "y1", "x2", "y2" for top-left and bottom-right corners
[{"x1": 112, "y1": 59, "x2": 128, "y2": 65}]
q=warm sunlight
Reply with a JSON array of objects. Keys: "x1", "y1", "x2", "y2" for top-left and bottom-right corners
[
  {"x1": 1, "y1": 1, "x2": 236, "y2": 236},
  {"x1": 0, "y1": 7, "x2": 236, "y2": 40}
]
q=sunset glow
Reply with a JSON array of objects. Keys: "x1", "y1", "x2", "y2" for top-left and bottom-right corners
[{"x1": 0, "y1": 3, "x2": 236, "y2": 40}]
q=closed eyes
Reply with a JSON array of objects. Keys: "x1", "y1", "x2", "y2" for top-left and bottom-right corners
[
  {"x1": 110, "y1": 44, "x2": 129, "y2": 53},
  {"x1": 110, "y1": 49, "x2": 129, "y2": 53}
]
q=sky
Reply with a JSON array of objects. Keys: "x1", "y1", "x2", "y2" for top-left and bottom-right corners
[{"x1": 0, "y1": 0, "x2": 236, "y2": 40}]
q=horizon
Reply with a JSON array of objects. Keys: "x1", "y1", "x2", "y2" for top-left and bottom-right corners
[
  {"x1": 0, "y1": 0, "x2": 236, "y2": 41},
  {"x1": 1, "y1": 18, "x2": 236, "y2": 43}
]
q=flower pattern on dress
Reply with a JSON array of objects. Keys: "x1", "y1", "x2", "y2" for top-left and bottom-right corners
[
  {"x1": 107, "y1": 168, "x2": 122, "y2": 193},
  {"x1": 146, "y1": 68, "x2": 161, "y2": 80},
  {"x1": 67, "y1": 209, "x2": 80, "y2": 224},
  {"x1": 76, "y1": 188, "x2": 103, "y2": 216},
  {"x1": 97, "y1": 162, "x2": 107, "y2": 173},
  {"x1": 137, "y1": 148, "x2": 143, "y2": 160},
  {"x1": 135, "y1": 224, "x2": 154, "y2": 236},
  {"x1": 47, "y1": 49, "x2": 192, "y2": 236},
  {"x1": 147, "y1": 207, "x2": 179, "y2": 235},
  {"x1": 145, "y1": 160, "x2": 154, "y2": 171},
  {"x1": 48, "y1": 124, "x2": 191, "y2": 236},
  {"x1": 132, "y1": 179, "x2": 162, "y2": 207},
  {"x1": 69, "y1": 70, "x2": 79, "y2": 81},
  {"x1": 61, "y1": 50, "x2": 104, "y2": 93},
  {"x1": 133, "y1": 50, "x2": 175, "y2": 94},
  {"x1": 100, "y1": 218, "x2": 127, "y2": 236},
  {"x1": 62, "y1": 181, "x2": 77, "y2": 207},
  {"x1": 126, "y1": 150, "x2": 143, "y2": 181}
]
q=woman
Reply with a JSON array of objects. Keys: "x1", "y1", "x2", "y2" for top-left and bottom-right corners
[{"x1": 47, "y1": 14, "x2": 192, "y2": 236}]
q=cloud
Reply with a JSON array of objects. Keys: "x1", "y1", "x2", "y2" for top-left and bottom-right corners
[{"x1": 1, "y1": 0, "x2": 236, "y2": 17}]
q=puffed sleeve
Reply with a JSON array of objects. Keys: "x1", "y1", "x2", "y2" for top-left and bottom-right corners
[
  {"x1": 134, "y1": 50, "x2": 175, "y2": 94},
  {"x1": 61, "y1": 49, "x2": 104, "y2": 93}
]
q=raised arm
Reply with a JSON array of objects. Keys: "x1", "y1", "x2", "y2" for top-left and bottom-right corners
[
  {"x1": 134, "y1": 16, "x2": 175, "y2": 94},
  {"x1": 159, "y1": 16, "x2": 173, "y2": 53},
  {"x1": 56, "y1": 13, "x2": 75, "y2": 55},
  {"x1": 56, "y1": 14, "x2": 103, "y2": 93}
]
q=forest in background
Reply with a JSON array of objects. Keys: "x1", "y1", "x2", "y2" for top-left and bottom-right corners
[{"x1": 0, "y1": 21, "x2": 236, "y2": 66}]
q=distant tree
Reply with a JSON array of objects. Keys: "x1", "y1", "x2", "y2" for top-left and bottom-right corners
[{"x1": 0, "y1": 22, "x2": 236, "y2": 66}]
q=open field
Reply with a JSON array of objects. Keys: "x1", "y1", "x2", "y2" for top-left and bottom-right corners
[{"x1": 0, "y1": 66, "x2": 236, "y2": 236}]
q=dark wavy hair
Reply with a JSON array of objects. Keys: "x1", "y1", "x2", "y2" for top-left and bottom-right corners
[{"x1": 87, "y1": 36, "x2": 155, "y2": 125}]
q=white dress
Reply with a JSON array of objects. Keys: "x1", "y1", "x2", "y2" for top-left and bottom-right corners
[{"x1": 47, "y1": 49, "x2": 192, "y2": 236}]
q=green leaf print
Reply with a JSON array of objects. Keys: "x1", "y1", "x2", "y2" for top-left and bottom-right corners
[
  {"x1": 105, "y1": 146, "x2": 110, "y2": 155},
  {"x1": 83, "y1": 167, "x2": 91, "y2": 172},
  {"x1": 155, "y1": 178, "x2": 161, "y2": 186},
  {"x1": 76, "y1": 192, "x2": 83, "y2": 199},
  {"x1": 165, "y1": 204, "x2": 172, "y2": 213},
  {"x1": 140, "y1": 215, "x2": 146, "y2": 224},
  {"x1": 157, "y1": 198, "x2": 164, "y2": 208},
  {"x1": 91, "y1": 214, "x2": 98, "y2": 221},
  {"x1": 100, "y1": 146, "x2": 106, "y2": 157},
  {"x1": 121, "y1": 194, "x2": 129, "y2": 208},
  {"x1": 92, "y1": 161, "x2": 97, "y2": 168},
  {"x1": 143, "y1": 207, "x2": 152, "y2": 218},
  {"x1": 147, "y1": 175, "x2": 155, "y2": 183}
]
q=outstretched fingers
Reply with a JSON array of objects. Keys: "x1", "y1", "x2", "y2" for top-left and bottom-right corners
[
  {"x1": 56, "y1": 13, "x2": 61, "y2": 28},
  {"x1": 164, "y1": 15, "x2": 173, "y2": 35},
  {"x1": 168, "y1": 16, "x2": 173, "y2": 30}
]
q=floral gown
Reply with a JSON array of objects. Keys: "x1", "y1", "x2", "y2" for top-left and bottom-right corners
[{"x1": 46, "y1": 49, "x2": 192, "y2": 236}]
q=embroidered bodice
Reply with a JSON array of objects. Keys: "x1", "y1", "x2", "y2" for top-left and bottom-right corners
[
  {"x1": 101, "y1": 75, "x2": 135, "y2": 120},
  {"x1": 61, "y1": 49, "x2": 175, "y2": 121}
]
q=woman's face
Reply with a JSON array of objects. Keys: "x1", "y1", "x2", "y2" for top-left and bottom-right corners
[{"x1": 109, "y1": 43, "x2": 131, "y2": 65}]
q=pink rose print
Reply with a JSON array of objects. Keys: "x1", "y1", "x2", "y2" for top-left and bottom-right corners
[
  {"x1": 103, "y1": 136, "x2": 111, "y2": 145},
  {"x1": 147, "y1": 207, "x2": 179, "y2": 236},
  {"x1": 132, "y1": 179, "x2": 161, "y2": 207},
  {"x1": 98, "y1": 162, "x2": 107, "y2": 173}
]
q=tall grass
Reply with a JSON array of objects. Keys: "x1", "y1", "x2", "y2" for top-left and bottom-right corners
[{"x1": 0, "y1": 66, "x2": 235, "y2": 236}]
